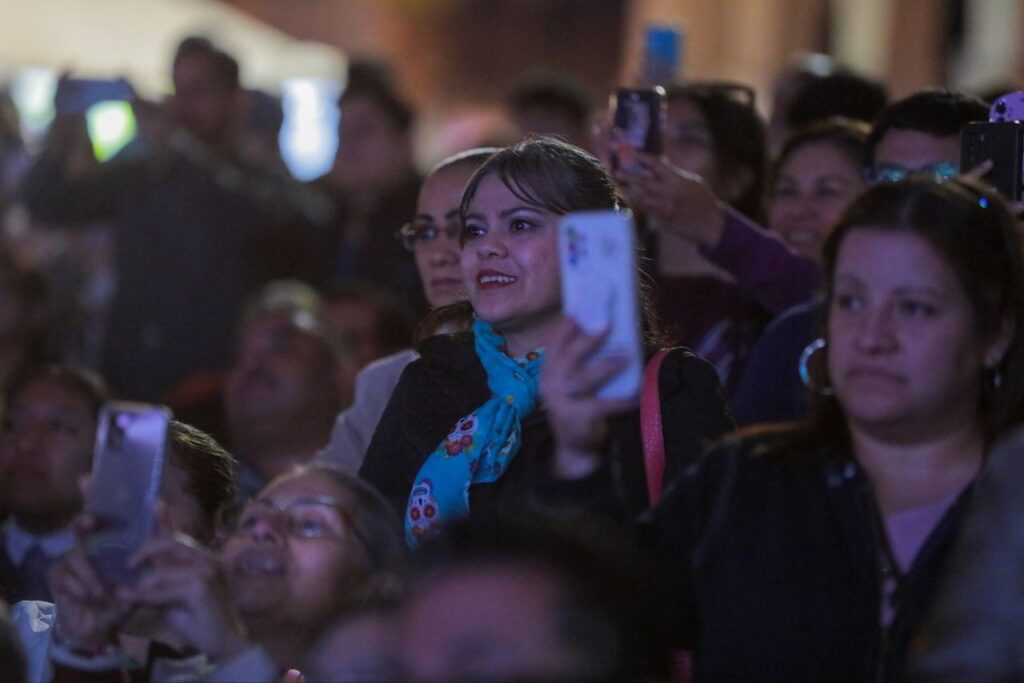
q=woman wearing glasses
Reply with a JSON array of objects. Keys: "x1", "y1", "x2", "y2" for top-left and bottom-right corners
[
  {"x1": 645, "y1": 178, "x2": 1024, "y2": 681},
  {"x1": 316, "y1": 149, "x2": 496, "y2": 471},
  {"x1": 611, "y1": 82, "x2": 821, "y2": 395},
  {"x1": 82, "y1": 464, "x2": 403, "y2": 681},
  {"x1": 360, "y1": 137, "x2": 732, "y2": 546}
]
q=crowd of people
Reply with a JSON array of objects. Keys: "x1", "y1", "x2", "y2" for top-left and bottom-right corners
[{"x1": 0, "y1": 33, "x2": 1019, "y2": 682}]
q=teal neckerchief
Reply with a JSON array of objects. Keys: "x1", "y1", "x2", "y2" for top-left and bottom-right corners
[{"x1": 405, "y1": 318, "x2": 543, "y2": 547}]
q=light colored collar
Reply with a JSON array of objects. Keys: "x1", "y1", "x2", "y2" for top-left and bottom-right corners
[{"x1": 3, "y1": 519, "x2": 74, "y2": 566}]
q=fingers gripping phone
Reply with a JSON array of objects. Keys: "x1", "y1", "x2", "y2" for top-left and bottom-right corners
[
  {"x1": 558, "y1": 211, "x2": 644, "y2": 400},
  {"x1": 960, "y1": 91, "x2": 1024, "y2": 200},
  {"x1": 84, "y1": 402, "x2": 171, "y2": 584}
]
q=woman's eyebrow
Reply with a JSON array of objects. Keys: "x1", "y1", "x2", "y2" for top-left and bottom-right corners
[{"x1": 498, "y1": 205, "x2": 544, "y2": 219}]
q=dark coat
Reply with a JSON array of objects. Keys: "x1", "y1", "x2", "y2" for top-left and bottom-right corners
[
  {"x1": 360, "y1": 331, "x2": 733, "y2": 528},
  {"x1": 646, "y1": 428, "x2": 977, "y2": 682}
]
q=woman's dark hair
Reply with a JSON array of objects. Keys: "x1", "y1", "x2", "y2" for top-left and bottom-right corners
[
  {"x1": 4, "y1": 364, "x2": 109, "y2": 419},
  {"x1": 459, "y1": 136, "x2": 668, "y2": 346},
  {"x1": 770, "y1": 117, "x2": 869, "y2": 193},
  {"x1": 810, "y1": 178, "x2": 1024, "y2": 445},
  {"x1": 665, "y1": 83, "x2": 768, "y2": 222},
  {"x1": 863, "y1": 89, "x2": 988, "y2": 167},
  {"x1": 460, "y1": 136, "x2": 621, "y2": 222}
]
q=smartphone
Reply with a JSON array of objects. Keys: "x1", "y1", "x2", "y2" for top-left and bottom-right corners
[
  {"x1": 558, "y1": 210, "x2": 644, "y2": 400},
  {"x1": 83, "y1": 402, "x2": 171, "y2": 585},
  {"x1": 610, "y1": 87, "x2": 665, "y2": 173},
  {"x1": 643, "y1": 24, "x2": 684, "y2": 87},
  {"x1": 54, "y1": 77, "x2": 135, "y2": 115},
  {"x1": 961, "y1": 121, "x2": 1024, "y2": 200}
]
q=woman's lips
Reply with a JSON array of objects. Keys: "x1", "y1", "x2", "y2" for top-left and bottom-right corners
[
  {"x1": 475, "y1": 270, "x2": 517, "y2": 290},
  {"x1": 430, "y1": 277, "x2": 464, "y2": 290},
  {"x1": 844, "y1": 367, "x2": 906, "y2": 385}
]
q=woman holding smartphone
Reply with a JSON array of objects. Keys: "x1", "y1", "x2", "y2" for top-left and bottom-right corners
[
  {"x1": 359, "y1": 137, "x2": 732, "y2": 546},
  {"x1": 629, "y1": 178, "x2": 1024, "y2": 681}
]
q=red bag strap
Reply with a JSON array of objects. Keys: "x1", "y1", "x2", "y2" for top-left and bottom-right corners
[{"x1": 641, "y1": 349, "x2": 671, "y2": 505}]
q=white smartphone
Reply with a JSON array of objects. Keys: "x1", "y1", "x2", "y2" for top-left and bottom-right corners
[
  {"x1": 558, "y1": 210, "x2": 644, "y2": 400},
  {"x1": 83, "y1": 402, "x2": 171, "y2": 584}
]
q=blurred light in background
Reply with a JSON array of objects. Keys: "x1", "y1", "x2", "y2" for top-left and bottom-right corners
[
  {"x1": 86, "y1": 101, "x2": 136, "y2": 162},
  {"x1": 280, "y1": 77, "x2": 340, "y2": 181},
  {"x1": 10, "y1": 68, "x2": 57, "y2": 150}
]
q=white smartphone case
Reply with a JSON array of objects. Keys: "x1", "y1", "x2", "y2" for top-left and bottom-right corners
[{"x1": 558, "y1": 210, "x2": 644, "y2": 399}]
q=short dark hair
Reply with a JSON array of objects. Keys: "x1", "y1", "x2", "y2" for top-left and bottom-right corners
[
  {"x1": 816, "y1": 178, "x2": 1024, "y2": 444},
  {"x1": 339, "y1": 59, "x2": 414, "y2": 133},
  {"x1": 786, "y1": 70, "x2": 888, "y2": 130},
  {"x1": 167, "y1": 420, "x2": 236, "y2": 537},
  {"x1": 172, "y1": 35, "x2": 240, "y2": 90},
  {"x1": 666, "y1": 83, "x2": 768, "y2": 222},
  {"x1": 411, "y1": 515, "x2": 674, "y2": 681},
  {"x1": 507, "y1": 70, "x2": 594, "y2": 128},
  {"x1": 864, "y1": 89, "x2": 988, "y2": 167},
  {"x1": 324, "y1": 282, "x2": 416, "y2": 357}
]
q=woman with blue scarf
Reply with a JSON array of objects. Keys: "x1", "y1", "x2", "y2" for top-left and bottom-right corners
[{"x1": 359, "y1": 137, "x2": 733, "y2": 546}]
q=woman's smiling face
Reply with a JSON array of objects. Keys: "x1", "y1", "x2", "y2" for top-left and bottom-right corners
[{"x1": 460, "y1": 174, "x2": 563, "y2": 352}]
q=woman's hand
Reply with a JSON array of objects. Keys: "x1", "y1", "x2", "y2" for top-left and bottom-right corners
[
  {"x1": 540, "y1": 317, "x2": 638, "y2": 480},
  {"x1": 48, "y1": 514, "x2": 129, "y2": 649},
  {"x1": 615, "y1": 153, "x2": 726, "y2": 248},
  {"x1": 115, "y1": 534, "x2": 250, "y2": 664}
]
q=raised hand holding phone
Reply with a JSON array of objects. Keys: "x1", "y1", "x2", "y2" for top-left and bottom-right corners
[
  {"x1": 82, "y1": 402, "x2": 170, "y2": 585},
  {"x1": 541, "y1": 210, "x2": 643, "y2": 479},
  {"x1": 558, "y1": 210, "x2": 644, "y2": 400}
]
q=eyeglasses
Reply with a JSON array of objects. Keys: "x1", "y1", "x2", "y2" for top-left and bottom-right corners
[
  {"x1": 230, "y1": 495, "x2": 366, "y2": 544},
  {"x1": 864, "y1": 161, "x2": 960, "y2": 185},
  {"x1": 397, "y1": 222, "x2": 461, "y2": 251}
]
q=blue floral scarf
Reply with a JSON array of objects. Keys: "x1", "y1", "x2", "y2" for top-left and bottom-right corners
[{"x1": 405, "y1": 318, "x2": 543, "y2": 547}]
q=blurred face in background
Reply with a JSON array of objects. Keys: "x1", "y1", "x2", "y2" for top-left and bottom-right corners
[
  {"x1": 407, "y1": 164, "x2": 474, "y2": 309},
  {"x1": 769, "y1": 140, "x2": 865, "y2": 263},
  {"x1": 870, "y1": 129, "x2": 961, "y2": 181},
  {"x1": 171, "y1": 52, "x2": 240, "y2": 148},
  {"x1": 0, "y1": 377, "x2": 97, "y2": 533},
  {"x1": 225, "y1": 311, "x2": 342, "y2": 430},
  {"x1": 221, "y1": 471, "x2": 373, "y2": 633},
  {"x1": 663, "y1": 97, "x2": 719, "y2": 186},
  {"x1": 334, "y1": 95, "x2": 413, "y2": 193},
  {"x1": 402, "y1": 562, "x2": 599, "y2": 682}
]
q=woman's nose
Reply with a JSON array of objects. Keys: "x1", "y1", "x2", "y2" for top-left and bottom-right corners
[
  {"x1": 247, "y1": 513, "x2": 286, "y2": 545},
  {"x1": 427, "y1": 237, "x2": 461, "y2": 266},
  {"x1": 854, "y1": 305, "x2": 897, "y2": 353},
  {"x1": 473, "y1": 231, "x2": 507, "y2": 259}
]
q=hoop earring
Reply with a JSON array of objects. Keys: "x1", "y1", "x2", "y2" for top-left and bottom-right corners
[{"x1": 799, "y1": 338, "x2": 835, "y2": 396}]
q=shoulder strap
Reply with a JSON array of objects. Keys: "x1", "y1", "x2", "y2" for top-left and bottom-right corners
[{"x1": 641, "y1": 349, "x2": 672, "y2": 505}]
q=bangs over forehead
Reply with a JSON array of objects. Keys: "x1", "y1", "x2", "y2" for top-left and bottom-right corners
[{"x1": 459, "y1": 137, "x2": 618, "y2": 227}]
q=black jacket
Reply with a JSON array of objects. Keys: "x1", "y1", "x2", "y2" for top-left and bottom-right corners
[
  {"x1": 360, "y1": 331, "x2": 733, "y2": 528},
  {"x1": 647, "y1": 428, "x2": 977, "y2": 682}
]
